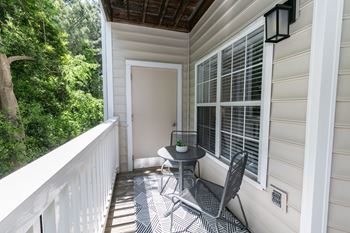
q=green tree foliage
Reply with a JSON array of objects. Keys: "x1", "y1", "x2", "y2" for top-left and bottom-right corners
[
  {"x1": 0, "y1": 0, "x2": 103, "y2": 178},
  {"x1": 59, "y1": 0, "x2": 102, "y2": 99}
]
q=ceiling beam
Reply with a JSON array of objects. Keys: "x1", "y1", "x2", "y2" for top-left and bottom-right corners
[
  {"x1": 142, "y1": 0, "x2": 149, "y2": 23},
  {"x1": 126, "y1": 0, "x2": 130, "y2": 20},
  {"x1": 189, "y1": 0, "x2": 214, "y2": 30},
  {"x1": 159, "y1": 0, "x2": 170, "y2": 25},
  {"x1": 174, "y1": 0, "x2": 189, "y2": 28},
  {"x1": 173, "y1": 0, "x2": 183, "y2": 21}
]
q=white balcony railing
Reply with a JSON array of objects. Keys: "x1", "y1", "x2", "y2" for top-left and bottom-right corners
[{"x1": 0, "y1": 118, "x2": 119, "y2": 233}]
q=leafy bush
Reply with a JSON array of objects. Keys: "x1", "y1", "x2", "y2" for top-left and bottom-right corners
[{"x1": 0, "y1": 113, "x2": 26, "y2": 177}]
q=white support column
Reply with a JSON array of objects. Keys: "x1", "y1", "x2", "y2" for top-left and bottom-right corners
[
  {"x1": 101, "y1": 7, "x2": 114, "y2": 120},
  {"x1": 300, "y1": 0, "x2": 344, "y2": 233}
]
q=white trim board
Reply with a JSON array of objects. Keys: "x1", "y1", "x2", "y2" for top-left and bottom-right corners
[
  {"x1": 299, "y1": 0, "x2": 344, "y2": 233},
  {"x1": 125, "y1": 60, "x2": 183, "y2": 171}
]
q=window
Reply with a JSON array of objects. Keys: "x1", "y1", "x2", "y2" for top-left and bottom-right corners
[
  {"x1": 195, "y1": 18, "x2": 272, "y2": 187},
  {"x1": 197, "y1": 106, "x2": 216, "y2": 153},
  {"x1": 196, "y1": 55, "x2": 217, "y2": 104},
  {"x1": 220, "y1": 27, "x2": 264, "y2": 177},
  {"x1": 196, "y1": 55, "x2": 217, "y2": 153}
]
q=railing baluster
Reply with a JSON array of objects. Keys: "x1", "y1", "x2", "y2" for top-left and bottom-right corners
[
  {"x1": 116, "y1": 123, "x2": 119, "y2": 171},
  {"x1": 102, "y1": 144, "x2": 108, "y2": 212},
  {"x1": 95, "y1": 144, "x2": 102, "y2": 232},
  {"x1": 106, "y1": 139, "x2": 111, "y2": 200},
  {"x1": 56, "y1": 185, "x2": 69, "y2": 233},
  {"x1": 42, "y1": 202, "x2": 56, "y2": 233},
  {"x1": 90, "y1": 154, "x2": 97, "y2": 233},
  {"x1": 92, "y1": 152, "x2": 98, "y2": 233},
  {"x1": 24, "y1": 217, "x2": 41, "y2": 233},
  {"x1": 99, "y1": 143, "x2": 104, "y2": 227},
  {"x1": 80, "y1": 168, "x2": 88, "y2": 233},
  {"x1": 87, "y1": 156, "x2": 94, "y2": 233},
  {"x1": 71, "y1": 175, "x2": 81, "y2": 233}
]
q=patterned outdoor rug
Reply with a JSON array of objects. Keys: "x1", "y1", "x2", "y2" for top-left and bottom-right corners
[{"x1": 133, "y1": 174, "x2": 250, "y2": 233}]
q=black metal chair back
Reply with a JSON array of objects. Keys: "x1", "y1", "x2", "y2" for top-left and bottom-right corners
[
  {"x1": 170, "y1": 130, "x2": 197, "y2": 147},
  {"x1": 218, "y1": 151, "x2": 248, "y2": 214}
]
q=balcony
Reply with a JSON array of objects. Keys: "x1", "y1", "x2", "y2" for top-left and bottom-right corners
[
  {"x1": 1, "y1": 0, "x2": 349, "y2": 232},
  {"x1": 0, "y1": 118, "x2": 248, "y2": 233}
]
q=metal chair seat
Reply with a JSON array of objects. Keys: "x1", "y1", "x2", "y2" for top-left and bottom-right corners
[
  {"x1": 169, "y1": 151, "x2": 249, "y2": 233},
  {"x1": 176, "y1": 179, "x2": 223, "y2": 217}
]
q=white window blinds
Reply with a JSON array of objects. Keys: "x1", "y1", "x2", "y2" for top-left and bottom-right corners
[
  {"x1": 196, "y1": 54, "x2": 217, "y2": 153},
  {"x1": 197, "y1": 55, "x2": 217, "y2": 103},
  {"x1": 220, "y1": 26, "x2": 264, "y2": 176}
]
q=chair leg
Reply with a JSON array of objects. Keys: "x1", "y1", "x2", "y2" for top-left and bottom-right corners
[
  {"x1": 237, "y1": 194, "x2": 248, "y2": 228},
  {"x1": 215, "y1": 218, "x2": 220, "y2": 233},
  {"x1": 197, "y1": 162, "x2": 201, "y2": 178},
  {"x1": 160, "y1": 174, "x2": 163, "y2": 192},
  {"x1": 190, "y1": 176, "x2": 195, "y2": 188},
  {"x1": 174, "y1": 179, "x2": 179, "y2": 193},
  {"x1": 170, "y1": 206, "x2": 174, "y2": 232},
  {"x1": 160, "y1": 163, "x2": 166, "y2": 192},
  {"x1": 160, "y1": 175, "x2": 172, "y2": 194},
  {"x1": 169, "y1": 201, "x2": 180, "y2": 232}
]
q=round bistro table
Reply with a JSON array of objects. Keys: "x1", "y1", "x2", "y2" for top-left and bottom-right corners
[{"x1": 157, "y1": 145, "x2": 206, "y2": 194}]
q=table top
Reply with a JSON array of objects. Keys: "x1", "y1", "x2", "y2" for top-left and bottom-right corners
[{"x1": 157, "y1": 146, "x2": 206, "y2": 162}]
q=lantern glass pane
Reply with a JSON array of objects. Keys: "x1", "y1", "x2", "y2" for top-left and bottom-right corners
[
  {"x1": 278, "y1": 8, "x2": 289, "y2": 35},
  {"x1": 266, "y1": 10, "x2": 277, "y2": 39}
]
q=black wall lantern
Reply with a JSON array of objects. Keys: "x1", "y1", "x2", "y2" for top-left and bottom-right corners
[{"x1": 264, "y1": 0, "x2": 296, "y2": 43}]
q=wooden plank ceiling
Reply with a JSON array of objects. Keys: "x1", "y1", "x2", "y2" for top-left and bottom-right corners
[{"x1": 101, "y1": 0, "x2": 215, "y2": 32}]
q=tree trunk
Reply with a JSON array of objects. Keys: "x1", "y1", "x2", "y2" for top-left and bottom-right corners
[
  {"x1": 0, "y1": 53, "x2": 34, "y2": 168},
  {"x1": 0, "y1": 53, "x2": 33, "y2": 144},
  {"x1": 0, "y1": 53, "x2": 20, "y2": 120}
]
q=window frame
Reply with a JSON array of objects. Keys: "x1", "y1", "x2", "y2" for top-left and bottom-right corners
[{"x1": 194, "y1": 17, "x2": 273, "y2": 189}]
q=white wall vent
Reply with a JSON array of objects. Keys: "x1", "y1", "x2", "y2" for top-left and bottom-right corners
[{"x1": 270, "y1": 184, "x2": 288, "y2": 213}]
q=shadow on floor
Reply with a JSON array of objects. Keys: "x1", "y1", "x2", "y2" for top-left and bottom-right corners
[{"x1": 105, "y1": 168, "x2": 161, "y2": 233}]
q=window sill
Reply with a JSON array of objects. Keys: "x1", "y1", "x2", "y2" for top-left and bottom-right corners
[{"x1": 204, "y1": 153, "x2": 265, "y2": 191}]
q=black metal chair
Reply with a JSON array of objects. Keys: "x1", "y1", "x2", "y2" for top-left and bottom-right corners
[
  {"x1": 159, "y1": 130, "x2": 200, "y2": 194},
  {"x1": 169, "y1": 151, "x2": 249, "y2": 233}
]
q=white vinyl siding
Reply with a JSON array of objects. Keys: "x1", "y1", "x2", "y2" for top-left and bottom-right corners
[
  {"x1": 189, "y1": 1, "x2": 313, "y2": 232},
  {"x1": 195, "y1": 20, "x2": 271, "y2": 183},
  {"x1": 328, "y1": 0, "x2": 350, "y2": 232}
]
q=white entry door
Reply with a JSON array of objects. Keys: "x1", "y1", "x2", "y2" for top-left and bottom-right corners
[{"x1": 131, "y1": 66, "x2": 177, "y2": 168}]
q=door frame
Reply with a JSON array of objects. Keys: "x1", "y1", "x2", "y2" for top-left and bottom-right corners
[{"x1": 126, "y1": 60, "x2": 182, "y2": 171}]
